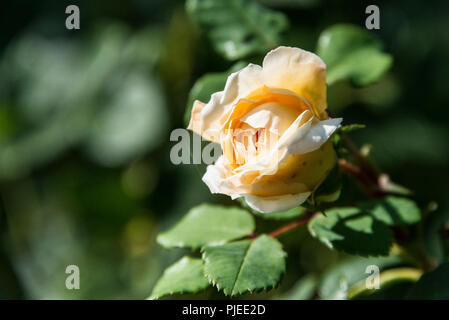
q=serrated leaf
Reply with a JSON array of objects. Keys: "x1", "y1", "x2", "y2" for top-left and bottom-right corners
[
  {"x1": 317, "y1": 24, "x2": 392, "y2": 86},
  {"x1": 308, "y1": 207, "x2": 393, "y2": 256},
  {"x1": 149, "y1": 256, "x2": 210, "y2": 300},
  {"x1": 319, "y1": 254, "x2": 401, "y2": 299},
  {"x1": 157, "y1": 204, "x2": 255, "y2": 249},
  {"x1": 311, "y1": 163, "x2": 342, "y2": 205},
  {"x1": 202, "y1": 234, "x2": 286, "y2": 296},
  {"x1": 186, "y1": 0, "x2": 288, "y2": 60},
  {"x1": 185, "y1": 62, "x2": 247, "y2": 127},
  {"x1": 360, "y1": 196, "x2": 421, "y2": 226},
  {"x1": 406, "y1": 262, "x2": 449, "y2": 299}
]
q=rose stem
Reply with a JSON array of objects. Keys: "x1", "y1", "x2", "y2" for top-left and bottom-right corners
[
  {"x1": 339, "y1": 133, "x2": 388, "y2": 198},
  {"x1": 338, "y1": 159, "x2": 378, "y2": 197},
  {"x1": 267, "y1": 212, "x2": 319, "y2": 238}
]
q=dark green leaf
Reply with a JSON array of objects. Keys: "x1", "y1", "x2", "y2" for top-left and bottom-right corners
[
  {"x1": 186, "y1": 0, "x2": 288, "y2": 60},
  {"x1": 157, "y1": 204, "x2": 255, "y2": 249},
  {"x1": 406, "y1": 262, "x2": 449, "y2": 299},
  {"x1": 150, "y1": 256, "x2": 210, "y2": 299},
  {"x1": 202, "y1": 234, "x2": 286, "y2": 296},
  {"x1": 317, "y1": 24, "x2": 392, "y2": 86},
  {"x1": 308, "y1": 207, "x2": 393, "y2": 256},
  {"x1": 311, "y1": 163, "x2": 342, "y2": 205},
  {"x1": 360, "y1": 196, "x2": 421, "y2": 226}
]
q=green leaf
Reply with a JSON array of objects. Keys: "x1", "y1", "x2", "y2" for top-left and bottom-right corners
[
  {"x1": 406, "y1": 262, "x2": 449, "y2": 299},
  {"x1": 237, "y1": 198, "x2": 307, "y2": 220},
  {"x1": 149, "y1": 256, "x2": 210, "y2": 299},
  {"x1": 308, "y1": 207, "x2": 393, "y2": 256},
  {"x1": 202, "y1": 234, "x2": 286, "y2": 296},
  {"x1": 185, "y1": 62, "x2": 246, "y2": 127},
  {"x1": 360, "y1": 196, "x2": 421, "y2": 226},
  {"x1": 311, "y1": 163, "x2": 342, "y2": 205},
  {"x1": 186, "y1": 0, "x2": 288, "y2": 60},
  {"x1": 317, "y1": 24, "x2": 392, "y2": 86},
  {"x1": 157, "y1": 204, "x2": 255, "y2": 249},
  {"x1": 319, "y1": 254, "x2": 401, "y2": 299}
]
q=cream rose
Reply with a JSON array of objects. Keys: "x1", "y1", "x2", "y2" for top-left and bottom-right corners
[{"x1": 188, "y1": 46, "x2": 342, "y2": 213}]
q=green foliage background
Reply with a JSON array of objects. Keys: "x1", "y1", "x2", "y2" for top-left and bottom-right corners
[{"x1": 0, "y1": 0, "x2": 448, "y2": 299}]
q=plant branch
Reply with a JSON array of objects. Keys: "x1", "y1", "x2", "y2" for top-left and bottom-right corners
[
  {"x1": 268, "y1": 212, "x2": 319, "y2": 238},
  {"x1": 338, "y1": 158, "x2": 379, "y2": 197},
  {"x1": 338, "y1": 133, "x2": 404, "y2": 198}
]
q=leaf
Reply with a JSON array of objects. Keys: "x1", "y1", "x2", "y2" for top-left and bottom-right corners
[
  {"x1": 360, "y1": 196, "x2": 421, "y2": 226},
  {"x1": 308, "y1": 207, "x2": 393, "y2": 256},
  {"x1": 186, "y1": 0, "x2": 288, "y2": 60},
  {"x1": 185, "y1": 61, "x2": 247, "y2": 127},
  {"x1": 319, "y1": 254, "x2": 401, "y2": 299},
  {"x1": 406, "y1": 262, "x2": 449, "y2": 299},
  {"x1": 202, "y1": 234, "x2": 286, "y2": 296},
  {"x1": 317, "y1": 24, "x2": 392, "y2": 86},
  {"x1": 255, "y1": 206, "x2": 308, "y2": 220},
  {"x1": 149, "y1": 256, "x2": 210, "y2": 299},
  {"x1": 258, "y1": 0, "x2": 321, "y2": 9},
  {"x1": 157, "y1": 204, "x2": 255, "y2": 249},
  {"x1": 311, "y1": 163, "x2": 342, "y2": 205},
  {"x1": 0, "y1": 25, "x2": 166, "y2": 179}
]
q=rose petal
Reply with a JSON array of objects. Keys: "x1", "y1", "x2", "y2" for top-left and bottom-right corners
[
  {"x1": 196, "y1": 64, "x2": 263, "y2": 141},
  {"x1": 285, "y1": 117, "x2": 342, "y2": 155},
  {"x1": 262, "y1": 46, "x2": 328, "y2": 120}
]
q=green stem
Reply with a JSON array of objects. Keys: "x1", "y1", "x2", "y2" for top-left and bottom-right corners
[{"x1": 347, "y1": 267, "x2": 422, "y2": 299}]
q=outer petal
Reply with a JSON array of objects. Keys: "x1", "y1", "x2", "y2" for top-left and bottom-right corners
[
  {"x1": 202, "y1": 156, "x2": 231, "y2": 195},
  {"x1": 262, "y1": 46, "x2": 328, "y2": 120},
  {"x1": 244, "y1": 192, "x2": 311, "y2": 213},
  {"x1": 187, "y1": 100, "x2": 208, "y2": 137},
  {"x1": 191, "y1": 64, "x2": 263, "y2": 142}
]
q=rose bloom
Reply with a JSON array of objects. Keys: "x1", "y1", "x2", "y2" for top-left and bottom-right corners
[{"x1": 188, "y1": 46, "x2": 342, "y2": 213}]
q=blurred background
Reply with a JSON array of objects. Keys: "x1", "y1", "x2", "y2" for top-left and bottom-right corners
[{"x1": 0, "y1": 0, "x2": 448, "y2": 299}]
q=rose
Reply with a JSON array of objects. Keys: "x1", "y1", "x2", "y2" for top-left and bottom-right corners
[{"x1": 188, "y1": 46, "x2": 342, "y2": 213}]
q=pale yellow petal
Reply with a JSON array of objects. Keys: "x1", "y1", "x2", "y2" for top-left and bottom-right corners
[{"x1": 262, "y1": 46, "x2": 328, "y2": 120}]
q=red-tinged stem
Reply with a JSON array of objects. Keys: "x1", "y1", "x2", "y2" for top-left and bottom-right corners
[
  {"x1": 341, "y1": 133, "x2": 378, "y2": 181},
  {"x1": 338, "y1": 134, "x2": 389, "y2": 198},
  {"x1": 268, "y1": 213, "x2": 319, "y2": 238},
  {"x1": 338, "y1": 158, "x2": 379, "y2": 197}
]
